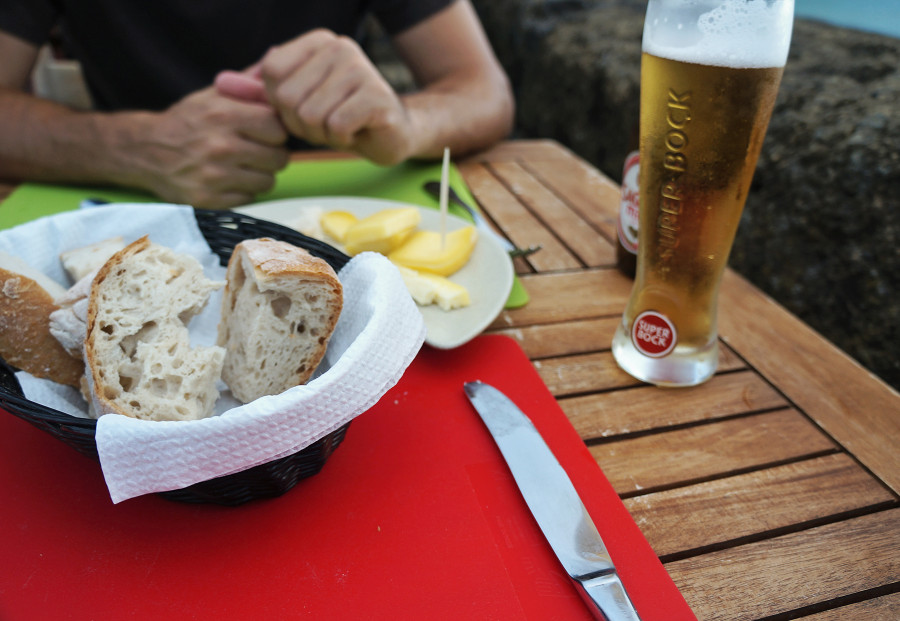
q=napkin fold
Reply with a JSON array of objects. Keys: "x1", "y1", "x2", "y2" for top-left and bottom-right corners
[{"x1": 0, "y1": 204, "x2": 425, "y2": 503}]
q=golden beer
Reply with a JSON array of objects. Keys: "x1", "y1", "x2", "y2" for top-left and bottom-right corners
[{"x1": 612, "y1": 0, "x2": 793, "y2": 386}]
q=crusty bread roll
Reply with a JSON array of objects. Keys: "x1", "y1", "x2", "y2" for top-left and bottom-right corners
[
  {"x1": 84, "y1": 237, "x2": 225, "y2": 421},
  {"x1": 0, "y1": 250, "x2": 85, "y2": 387},
  {"x1": 217, "y1": 238, "x2": 342, "y2": 403}
]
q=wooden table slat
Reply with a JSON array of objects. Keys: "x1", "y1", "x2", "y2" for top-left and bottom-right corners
[
  {"x1": 802, "y1": 592, "x2": 900, "y2": 621},
  {"x1": 589, "y1": 409, "x2": 839, "y2": 495},
  {"x1": 561, "y1": 369, "x2": 787, "y2": 438},
  {"x1": 623, "y1": 453, "x2": 897, "y2": 559},
  {"x1": 534, "y1": 345, "x2": 746, "y2": 397},
  {"x1": 520, "y1": 153, "x2": 623, "y2": 245},
  {"x1": 718, "y1": 270, "x2": 900, "y2": 494},
  {"x1": 462, "y1": 138, "x2": 577, "y2": 163},
  {"x1": 458, "y1": 162, "x2": 582, "y2": 271},
  {"x1": 664, "y1": 509, "x2": 900, "y2": 621},
  {"x1": 488, "y1": 160, "x2": 616, "y2": 267},
  {"x1": 488, "y1": 316, "x2": 623, "y2": 359},
  {"x1": 489, "y1": 269, "x2": 634, "y2": 328}
]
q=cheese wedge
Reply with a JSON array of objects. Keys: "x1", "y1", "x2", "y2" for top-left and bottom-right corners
[
  {"x1": 343, "y1": 207, "x2": 420, "y2": 255},
  {"x1": 320, "y1": 210, "x2": 358, "y2": 244},
  {"x1": 388, "y1": 226, "x2": 477, "y2": 276},
  {"x1": 397, "y1": 267, "x2": 470, "y2": 311}
]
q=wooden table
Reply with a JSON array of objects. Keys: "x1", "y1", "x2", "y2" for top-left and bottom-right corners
[
  {"x1": 2, "y1": 139, "x2": 897, "y2": 619},
  {"x1": 456, "y1": 139, "x2": 900, "y2": 620}
]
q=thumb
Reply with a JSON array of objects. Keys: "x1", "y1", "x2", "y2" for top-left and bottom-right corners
[{"x1": 214, "y1": 69, "x2": 267, "y2": 104}]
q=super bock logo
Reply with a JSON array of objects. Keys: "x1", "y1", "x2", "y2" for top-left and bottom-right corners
[{"x1": 632, "y1": 311, "x2": 677, "y2": 358}]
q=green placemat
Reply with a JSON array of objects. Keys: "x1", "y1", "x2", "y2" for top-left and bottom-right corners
[{"x1": 0, "y1": 158, "x2": 528, "y2": 307}]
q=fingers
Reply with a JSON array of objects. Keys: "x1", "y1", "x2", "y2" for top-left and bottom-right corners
[
  {"x1": 147, "y1": 87, "x2": 290, "y2": 208},
  {"x1": 204, "y1": 167, "x2": 281, "y2": 208},
  {"x1": 210, "y1": 76, "x2": 288, "y2": 146},
  {"x1": 259, "y1": 30, "x2": 411, "y2": 158},
  {"x1": 185, "y1": 136, "x2": 289, "y2": 207},
  {"x1": 230, "y1": 137, "x2": 290, "y2": 175},
  {"x1": 276, "y1": 56, "x2": 369, "y2": 146},
  {"x1": 167, "y1": 156, "x2": 285, "y2": 209},
  {"x1": 261, "y1": 31, "x2": 357, "y2": 141},
  {"x1": 214, "y1": 70, "x2": 267, "y2": 104},
  {"x1": 234, "y1": 104, "x2": 289, "y2": 146}
]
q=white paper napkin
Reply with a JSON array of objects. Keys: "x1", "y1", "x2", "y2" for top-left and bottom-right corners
[{"x1": 0, "y1": 204, "x2": 425, "y2": 503}]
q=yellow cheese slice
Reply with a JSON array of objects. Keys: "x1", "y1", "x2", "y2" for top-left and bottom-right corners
[
  {"x1": 396, "y1": 267, "x2": 471, "y2": 311},
  {"x1": 343, "y1": 207, "x2": 421, "y2": 255},
  {"x1": 388, "y1": 226, "x2": 477, "y2": 276}
]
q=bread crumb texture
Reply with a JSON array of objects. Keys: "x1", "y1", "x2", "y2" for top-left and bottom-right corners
[
  {"x1": 87, "y1": 238, "x2": 224, "y2": 421},
  {"x1": 218, "y1": 238, "x2": 342, "y2": 403}
]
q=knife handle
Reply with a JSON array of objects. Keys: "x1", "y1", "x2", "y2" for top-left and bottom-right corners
[{"x1": 573, "y1": 572, "x2": 641, "y2": 621}]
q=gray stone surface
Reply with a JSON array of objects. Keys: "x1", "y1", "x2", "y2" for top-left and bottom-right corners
[{"x1": 465, "y1": 0, "x2": 900, "y2": 390}]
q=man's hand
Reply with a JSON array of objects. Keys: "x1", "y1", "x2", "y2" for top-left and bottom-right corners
[
  {"x1": 217, "y1": 30, "x2": 417, "y2": 166},
  {"x1": 134, "y1": 86, "x2": 290, "y2": 208}
]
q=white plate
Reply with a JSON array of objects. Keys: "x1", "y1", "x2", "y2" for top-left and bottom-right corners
[{"x1": 233, "y1": 197, "x2": 513, "y2": 349}]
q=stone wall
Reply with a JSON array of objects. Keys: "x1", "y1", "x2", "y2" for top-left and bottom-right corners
[{"x1": 464, "y1": 0, "x2": 899, "y2": 390}]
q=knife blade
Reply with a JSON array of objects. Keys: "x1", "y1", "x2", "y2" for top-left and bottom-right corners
[{"x1": 464, "y1": 381, "x2": 641, "y2": 621}]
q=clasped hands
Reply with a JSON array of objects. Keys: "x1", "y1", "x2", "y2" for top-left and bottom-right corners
[{"x1": 150, "y1": 30, "x2": 414, "y2": 208}]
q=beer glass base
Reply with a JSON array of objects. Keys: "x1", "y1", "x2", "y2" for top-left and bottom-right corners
[{"x1": 611, "y1": 323, "x2": 718, "y2": 387}]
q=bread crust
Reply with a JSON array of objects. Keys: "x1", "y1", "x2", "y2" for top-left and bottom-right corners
[
  {"x1": 241, "y1": 237, "x2": 341, "y2": 284},
  {"x1": 0, "y1": 267, "x2": 84, "y2": 387},
  {"x1": 85, "y1": 236, "x2": 151, "y2": 356},
  {"x1": 85, "y1": 236, "x2": 146, "y2": 418},
  {"x1": 218, "y1": 238, "x2": 342, "y2": 402}
]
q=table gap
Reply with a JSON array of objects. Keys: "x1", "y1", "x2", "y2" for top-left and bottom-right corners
[
  {"x1": 658, "y1": 502, "x2": 899, "y2": 565},
  {"x1": 616, "y1": 448, "x2": 842, "y2": 500},
  {"x1": 488, "y1": 310, "x2": 625, "y2": 330},
  {"x1": 753, "y1": 581, "x2": 900, "y2": 621},
  {"x1": 575, "y1": 401, "x2": 794, "y2": 445}
]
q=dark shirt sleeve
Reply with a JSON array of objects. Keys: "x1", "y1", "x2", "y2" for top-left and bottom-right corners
[
  {"x1": 0, "y1": 0, "x2": 58, "y2": 46},
  {"x1": 372, "y1": 0, "x2": 456, "y2": 36}
]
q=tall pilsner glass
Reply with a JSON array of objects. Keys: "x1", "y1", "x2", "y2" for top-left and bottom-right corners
[{"x1": 612, "y1": 0, "x2": 794, "y2": 386}]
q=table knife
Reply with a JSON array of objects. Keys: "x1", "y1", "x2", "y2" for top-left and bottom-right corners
[{"x1": 464, "y1": 381, "x2": 641, "y2": 621}]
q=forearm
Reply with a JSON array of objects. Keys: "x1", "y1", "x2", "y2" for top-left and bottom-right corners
[
  {"x1": 0, "y1": 87, "x2": 290, "y2": 208},
  {"x1": 400, "y1": 68, "x2": 514, "y2": 160},
  {"x1": 0, "y1": 88, "x2": 157, "y2": 190},
  {"x1": 389, "y1": 0, "x2": 515, "y2": 161}
]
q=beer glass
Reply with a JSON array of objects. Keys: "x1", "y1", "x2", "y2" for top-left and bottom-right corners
[{"x1": 612, "y1": 0, "x2": 794, "y2": 386}]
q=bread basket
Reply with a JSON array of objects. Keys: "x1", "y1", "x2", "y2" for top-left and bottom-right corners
[{"x1": 0, "y1": 209, "x2": 352, "y2": 505}]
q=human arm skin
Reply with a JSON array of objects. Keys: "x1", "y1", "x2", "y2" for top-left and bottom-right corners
[
  {"x1": 217, "y1": 0, "x2": 514, "y2": 165},
  {"x1": 0, "y1": 32, "x2": 290, "y2": 208},
  {"x1": 391, "y1": 0, "x2": 515, "y2": 160}
]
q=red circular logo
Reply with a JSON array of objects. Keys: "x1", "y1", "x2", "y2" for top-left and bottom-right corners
[{"x1": 631, "y1": 311, "x2": 677, "y2": 358}]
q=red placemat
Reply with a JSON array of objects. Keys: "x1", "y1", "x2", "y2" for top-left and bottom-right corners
[{"x1": 0, "y1": 335, "x2": 694, "y2": 620}]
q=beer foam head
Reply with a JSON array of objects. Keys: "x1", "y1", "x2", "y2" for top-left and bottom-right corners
[{"x1": 643, "y1": 0, "x2": 793, "y2": 68}]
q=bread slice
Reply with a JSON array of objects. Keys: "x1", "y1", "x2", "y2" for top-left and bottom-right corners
[
  {"x1": 0, "y1": 250, "x2": 84, "y2": 387},
  {"x1": 49, "y1": 270, "x2": 95, "y2": 359},
  {"x1": 60, "y1": 236, "x2": 126, "y2": 282},
  {"x1": 217, "y1": 238, "x2": 342, "y2": 403},
  {"x1": 84, "y1": 237, "x2": 225, "y2": 421}
]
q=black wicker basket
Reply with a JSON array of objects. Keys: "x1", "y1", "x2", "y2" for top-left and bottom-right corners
[{"x1": 0, "y1": 209, "x2": 352, "y2": 505}]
